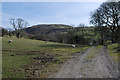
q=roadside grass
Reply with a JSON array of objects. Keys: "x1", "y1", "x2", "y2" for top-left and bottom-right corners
[
  {"x1": 108, "y1": 43, "x2": 119, "y2": 62},
  {"x1": 2, "y1": 36, "x2": 90, "y2": 78},
  {"x1": 89, "y1": 45, "x2": 103, "y2": 54}
]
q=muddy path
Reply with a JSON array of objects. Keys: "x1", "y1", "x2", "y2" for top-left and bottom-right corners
[{"x1": 49, "y1": 46, "x2": 118, "y2": 78}]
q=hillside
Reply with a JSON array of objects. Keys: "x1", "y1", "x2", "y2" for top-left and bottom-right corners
[
  {"x1": 23, "y1": 24, "x2": 96, "y2": 44},
  {"x1": 25, "y1": 24, "x2": 72, "y2": 35}
]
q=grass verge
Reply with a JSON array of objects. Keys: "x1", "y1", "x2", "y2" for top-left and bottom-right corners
[{"x1": 108, "y1": 43, "x2": 119, "y2": 62}]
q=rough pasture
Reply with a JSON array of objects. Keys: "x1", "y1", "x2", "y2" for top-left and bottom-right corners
[{"x1": 2, "y1": 36, "x2": 90, "y2": 78}]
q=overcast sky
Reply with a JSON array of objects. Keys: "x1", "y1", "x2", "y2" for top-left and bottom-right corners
[{"x1": 2, "y1": 2, "x2": 105, "y2": 29}]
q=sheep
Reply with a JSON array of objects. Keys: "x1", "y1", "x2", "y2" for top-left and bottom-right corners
[
  {"x1": 72, "y1": 45, "x2": 76, "y2": 48},
  {"x1": 8, "y1": 40, "x2": 12, "y2": 43},
  {"x1": 89, "y1": 43, "x2": 93, "y2": 45}
]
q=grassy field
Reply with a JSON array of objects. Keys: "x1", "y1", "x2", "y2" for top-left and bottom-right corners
[
  {"x1": 108, "y1": 43, "x2": 119, "y2": 62},
  {"x1": 75, "y1": 30, "x2": 96, "y2": 40},
  {"x1": 2, "y1": 36, "x2": 90, "y2": 78}
]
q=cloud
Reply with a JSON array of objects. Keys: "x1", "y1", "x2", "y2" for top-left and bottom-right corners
[
  {"x1": 2, "y1": 12, "x2": 37, "y2": 28},
  {"x1": 0, "y1": 2, "x2": 2, "y2": 26},
  {"x1": 2, "y1": 12, "x2": 20, "y2": 28},
  {"x1": 2, "y1": 0, "x2": 107, "y2": 2},
  {"x1": 2, "y1": 2, "x2": 104, "y2": 28}
]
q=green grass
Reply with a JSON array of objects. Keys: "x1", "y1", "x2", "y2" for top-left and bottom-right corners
[
  {"x1": 75, "y1": 31, "x2": 95, "y2": 35},
  {"x1": 89, "y1": 45, "x2": 103, "y2": 53},
  {"x1": 75, "y1": 30, "x2": 96, "y2": 39},
  {"x1": 2, "y1": 36, "x2": 90, "y2": 78},
  {"x1": 108, "y1": 43, "x2": 119, "y2": 62}
]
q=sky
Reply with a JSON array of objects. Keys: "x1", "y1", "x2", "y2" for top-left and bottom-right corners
[{"x1": 1, "y1": 1, "x2": 106, "y2": 29}]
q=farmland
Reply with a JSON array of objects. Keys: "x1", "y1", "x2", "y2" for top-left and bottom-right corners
[{"x1": 2, "y1": 36, "x2": 90, "y2": 78}]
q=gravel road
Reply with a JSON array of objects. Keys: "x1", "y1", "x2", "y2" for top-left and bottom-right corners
[{"x1": 49, "y1": 46, "x2": 118, "y2": 78}]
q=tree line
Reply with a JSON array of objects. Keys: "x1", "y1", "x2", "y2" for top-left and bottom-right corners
[{"x1": 90, "y1": 1, "x2": 120, "y2": 44}]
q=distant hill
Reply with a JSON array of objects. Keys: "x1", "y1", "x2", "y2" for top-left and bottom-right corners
[
  {"x1": 25, "y1": 24, "x2": 72, "y2": 35},
  {"x1": 24, "y1": 24, "x2": 95, "y2": 43}
]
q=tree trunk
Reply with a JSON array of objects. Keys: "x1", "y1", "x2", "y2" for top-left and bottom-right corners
[
  {"x1": 100, "y1": 32, "x2": 104, "y2": 45},
  {"x1": 16, "y1": 32, "x2": 20, "y2": 38},
  {"x1": 101, "y1": 39, "x2": 104, "y2": 45},
  {"x1": 111, "y1": 32, "x2": 116, "y2": 43},
  {"x1": 111, "y1": 38, "x2": 115, "y2": 43},
  {"x1": 118, "y1": 43, "x2": 120, "y2": 52}
]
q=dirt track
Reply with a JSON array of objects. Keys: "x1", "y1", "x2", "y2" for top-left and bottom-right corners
[{"x1": 49, "y1": 46, "x2": 118, "y2": 78}]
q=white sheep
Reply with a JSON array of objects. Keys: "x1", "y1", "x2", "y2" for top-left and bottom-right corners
[
  {"x1": 8, "y1": 40, "x2": 12, "y2": 43},
  {"x1": 72, "y1": 45, "x2": 76, "y2": 48},
  {"x1": 90, "y1": 43, "x2": 93, "y2": 45}
]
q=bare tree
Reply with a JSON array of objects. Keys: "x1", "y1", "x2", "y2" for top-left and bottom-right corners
[
  {"x1": 90, "y1": 2, "x2": 120, "y2": 43},
  {"x1": 10, "y1": 18, "x2": 29, "y2": 38},
  {"x1": 10, "y1": 18, "x2": 17, "y2": 30}
]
